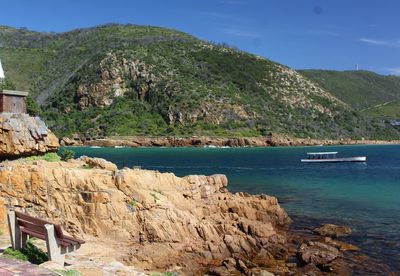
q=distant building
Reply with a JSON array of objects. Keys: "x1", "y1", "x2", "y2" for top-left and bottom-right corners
[
  {"x1": 0, "y1": 58, "x2": 29, "y2": 114},
  {"x1": 0, "y1": 90, "x2": 29, "y2": 113}
]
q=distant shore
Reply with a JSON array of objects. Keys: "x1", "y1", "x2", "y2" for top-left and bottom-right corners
[{"x1": 60, "y1": 135, "x2": 400, "y2": 148}]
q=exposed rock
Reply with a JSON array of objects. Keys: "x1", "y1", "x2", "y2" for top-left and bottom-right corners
[
  {"x1": 81, "y1": 134, "x2": 400, "y2": 148},
  {"x1": 0, "y1": 157, "x2": 290, "y2": 274},
  {"x1": 60, "y1": 136, "x2": 83, "y2": 146},
  {"x1": 0, "y1": 113, "x2": 59, "y2": 158},
  {"x1": 313, "y1": 224, "x2": 352, "y2": 238},
  {"x1": 78, "y1": 155, "x2": 118, "y2": 171},
  {"x1": 298, "y1": 241, "x2": 340, "y2": 267},
  {"x1": 76, "y1": 53, "x2": 157, "y2": 110},
  {"x1": 323, "y1": 237, "x2": 359, "y2": 252}
]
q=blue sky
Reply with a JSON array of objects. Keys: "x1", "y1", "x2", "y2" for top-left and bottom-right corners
[{"x1": 1, "y1": 0, "x2": 400, "y2": 75}]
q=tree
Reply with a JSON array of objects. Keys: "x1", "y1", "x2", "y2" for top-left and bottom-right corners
[{"x1": 0, "y1": 76, "x2": 16, "y2": 90}]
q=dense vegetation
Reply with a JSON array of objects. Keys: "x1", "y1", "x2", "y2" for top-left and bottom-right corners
[{"x1": 1, "y1": 24, "x2": 399, "y2": 139}]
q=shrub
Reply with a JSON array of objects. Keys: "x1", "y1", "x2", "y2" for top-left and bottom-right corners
[
  {"x1": 3, "y1": 240, "x2": 48, "y2": 264},
  {"x1": 24, "y1": 152, "x2": 61, "y2": 162},
  {"x1": 58, "y1": 148, "x2": 75, "y2": 161}
]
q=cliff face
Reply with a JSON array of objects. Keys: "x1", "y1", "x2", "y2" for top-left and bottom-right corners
[
  {"x1": 0, "y1": 113, "x2": 59, "y2": 158},
  {"x1": 0, "y1": 157, "x2": 290, "y2": 274}
]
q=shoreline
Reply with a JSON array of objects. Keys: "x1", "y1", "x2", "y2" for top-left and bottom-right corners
[
  {"x1": 0, "y1": 157, "x2": 396, "y2": 274},
  {"x1": 61, "y1": 135, "x2": 400, "y2": 148}
]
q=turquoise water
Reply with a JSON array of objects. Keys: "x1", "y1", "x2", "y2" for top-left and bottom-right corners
[{"x1": 69, "y1": 145, "x2": 400, "y2": 271}]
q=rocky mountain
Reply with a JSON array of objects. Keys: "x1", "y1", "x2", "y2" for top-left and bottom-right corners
[
  {"x1": 300, "y1": 70, "x2": 400, "y2": 120},
  {"x1": 0, "y1": 24, "x2": 398, "y2": 140}
]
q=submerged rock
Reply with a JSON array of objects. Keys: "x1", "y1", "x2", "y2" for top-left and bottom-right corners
[
  {"x1": 313, "y1": 224, "x2": 352, "y2": 238},
  {"x1": 0, "y1": 113, "x2": 59, "y2": 158}
]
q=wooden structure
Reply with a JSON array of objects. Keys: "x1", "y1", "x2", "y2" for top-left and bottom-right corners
[
  {"x1": 7, "y1": 210, "x2": 85, "y2": 265},
  {"x1": 0, "y1": 90, "x2": 28, "y2": 113}
]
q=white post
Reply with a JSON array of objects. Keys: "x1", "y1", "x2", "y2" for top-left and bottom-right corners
[
  {"x1": 7, "y1": 211, "x2": 22, "y2": 250},
  {"x1": 44, "y1": 224, "x2": 65, "y2": 266},
  {"x1": 0, "y1": 59, "x2": 5, "y2": 80}
]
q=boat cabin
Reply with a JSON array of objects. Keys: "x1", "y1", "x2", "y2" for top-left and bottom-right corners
[
  {"x1": 305, "y1": 152, "x2": 338, "y2": 160},
  {"x1": 0, "y1": 89, "x2": 29, "y2": 114}
]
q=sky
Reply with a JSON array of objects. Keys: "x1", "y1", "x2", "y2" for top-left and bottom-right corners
[{"x1": 1, "y1": 0, "x2": 400, "y2": 75}]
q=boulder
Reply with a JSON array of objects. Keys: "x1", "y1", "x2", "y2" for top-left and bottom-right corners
[
  {"x1": 298, "y1": 241, "x2": 339, "y2": 266},
  {"x1": 313, "y1": 224, "x2": 351, "y2": 238},
  {"x1": 0, "y1": 113, "x2": 59, "y2": 158},
  {"x1": 78, "y1": 156, "x2": 118, "y2": 171}
]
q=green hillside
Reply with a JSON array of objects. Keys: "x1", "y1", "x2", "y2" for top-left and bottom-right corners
[
  {"x1": 0, "y1": 24, "x2": 398, "y2": 140},
  {"x1": 300, "y1": 70, "x2": 400, "y2": 110},
  {"x1": 362, "y1": 99, "x2": 400, "y2": 119}
]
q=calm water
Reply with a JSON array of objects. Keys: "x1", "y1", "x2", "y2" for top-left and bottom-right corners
[{"x1": 69, "y1": 145, "x2": 400, "y2": 271}]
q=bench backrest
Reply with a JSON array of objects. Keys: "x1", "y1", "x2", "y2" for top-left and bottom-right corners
[{"x1": 15, "y1": 211, "x2": 65, "y2": 239}]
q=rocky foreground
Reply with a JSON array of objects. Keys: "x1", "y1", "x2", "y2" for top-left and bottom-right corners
[
  {"x1": 0, "y1": 157, "x2": 393, "y2": 275},
  {"x1": 0, "y1": 113, "x2": 59, "y2": 158},
  {"x1": 62, "y1": 134, "x2": 400, "y2": 148}
]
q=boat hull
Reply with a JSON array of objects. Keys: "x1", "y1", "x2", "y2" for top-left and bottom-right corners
[{"x1": 301, "y1": 156, "x2": 367, "y2": 163}]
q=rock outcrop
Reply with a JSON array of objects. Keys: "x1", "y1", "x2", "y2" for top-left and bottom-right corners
[
  {"x1": 0, "y1": 157, "x2": 290, "y2": 274},
  {"x1": 0, "y1": 113, "x2": 59, "y2": 158},
  {"x1": 69, "y1": 134, "x2": 400, "y2": 148},
  {"x1": 0, "y1": 157, "x2": 394, "y2": 275}
]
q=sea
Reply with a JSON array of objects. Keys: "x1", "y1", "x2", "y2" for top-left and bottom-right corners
[{"x1": 68, "y1": 145, "x2": 400, "y2": 272}]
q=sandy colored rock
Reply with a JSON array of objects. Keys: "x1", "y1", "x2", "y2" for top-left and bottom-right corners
[
  {"x1": 0, "y1": 157, "x2": 290, "y2": 274},
  {"x1": 314, "y1": 224, "x2": 352, "y2": 238},
  {"x1": 0, "y1": 113, "x2": 59, "y2": 158},
  {"x1": 78, "y1": 156, "x2": 118, "y2": 171}
]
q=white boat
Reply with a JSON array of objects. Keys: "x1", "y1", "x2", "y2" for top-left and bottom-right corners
[{"x1": 301, "y1": 152, "x2": 366, "y2": 163}]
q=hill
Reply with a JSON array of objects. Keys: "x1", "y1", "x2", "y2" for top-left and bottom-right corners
[
  {"x1": 299, "y1": 69, "x2": 400, "y2": 110},
  {"x1": 0, "y1": 24, "x2": 398, "y2": 140},
  {"x1": 361, "y1": 99, "x2": 400, "y2": 120}
]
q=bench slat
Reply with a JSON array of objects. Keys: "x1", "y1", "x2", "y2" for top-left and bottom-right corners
[
  {"x1": 17, "y1": 219, "x2": 47, "y2": 235},
  {"x1": 15, "y1": 211, "x2": 85, "y2": 246},
  {"x1": 60, "y1": 235, "x2": 85, "y2": 245},
  {"x1": 15, "y1": 211, "x2": 50, "y2": 227}
]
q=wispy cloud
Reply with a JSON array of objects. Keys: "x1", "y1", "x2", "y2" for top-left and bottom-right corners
[
  {"x1": 223, "y1": 28, "x2": 263, "y2": 38},
  {"x1": 359, "y1": 38, "x2": 400, "y2": 47}
]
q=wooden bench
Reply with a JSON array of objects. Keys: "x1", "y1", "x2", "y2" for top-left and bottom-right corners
[{"x1": 7, "y1": 210, "x2": 85, "y2": 265}]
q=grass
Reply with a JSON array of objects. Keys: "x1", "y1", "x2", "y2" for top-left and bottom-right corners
[
  {"x1": 55, "y1": 269, "x2": 81, "y2": 276},
  {"x1": 150, "y1": 192, "x2": 160, "y2": 202},
  {"x1": 23, "y1": 152, "x2": 61, "y2": 162},
  {"x1": 300, "y1": 69, "x2": 400, "y2": 110},
  {"x1": 153, "y1": 189, "x2": 164, "y2": 195},
  {"x1": 3, "y1": 240, "x2": 48, "y2": 264},
  {"x1": 362, "y1": 99, "x2": 400, "y2": 119},
  {"x1": 127, "y1": 198, "x2": 138, "y2": 207}
]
